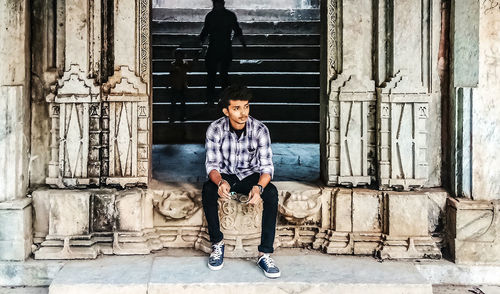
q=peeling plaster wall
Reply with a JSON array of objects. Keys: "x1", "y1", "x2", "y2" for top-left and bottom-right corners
[{"x1": 472, "y1": 1, "x2": 500, "y2": 200}]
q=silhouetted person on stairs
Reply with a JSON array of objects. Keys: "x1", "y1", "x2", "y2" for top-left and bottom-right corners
[{"x1": 200, "y1": 0, "x2": 246, "y2": 106}]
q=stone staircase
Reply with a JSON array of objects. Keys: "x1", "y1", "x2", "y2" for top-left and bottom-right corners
[{"x1": 152, "y1": 8, "x2": 320, "y2": 143}]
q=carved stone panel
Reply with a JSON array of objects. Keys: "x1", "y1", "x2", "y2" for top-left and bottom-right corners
[
  {"x1": 377, "y1": 72, "x2": 430, "y2": 190},
  {"x1": 326, "y1": 75, "x2": 376, "y2": 186},
  {"x1": 104, "y1": 66, "x2": 149, "y2": 186}
]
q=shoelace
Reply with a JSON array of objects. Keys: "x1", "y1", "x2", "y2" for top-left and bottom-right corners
[
  {"x1": 261, "y1": 255, "x2": 277, "y2": 268},
  {"x1": 210, "y1": 244, "x2": 223, "y2": 260}
]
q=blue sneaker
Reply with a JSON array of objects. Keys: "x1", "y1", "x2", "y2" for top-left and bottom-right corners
[
  {"x1": 257, "y1": 254, "x2": 281, "y2": 278},
  {"x1": 208, "y1": 241, "x2": 224, "y2": 270}
]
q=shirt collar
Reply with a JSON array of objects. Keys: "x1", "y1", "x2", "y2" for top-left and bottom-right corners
[{"x1": 222, "y1": 116, "x2": 253, "y2": 133}]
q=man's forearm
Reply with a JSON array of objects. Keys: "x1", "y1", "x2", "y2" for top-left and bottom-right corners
[
  {"x1": 209, "y1": 169, "x2": 223, "y2": 186},
  {"x1": 257, "y1": 173, "x2": 271, "y2": 188}
]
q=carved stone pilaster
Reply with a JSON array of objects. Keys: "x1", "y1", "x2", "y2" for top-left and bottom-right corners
[
  {"x1": 103, "y1": 66, "x2": 149, "y2": 187},
  {"x1": 326, "y1": 75, "x2": 376, "y2": 186},
  {"x1": 377, "y1": 72, "x2": 430, "y2": 190}
]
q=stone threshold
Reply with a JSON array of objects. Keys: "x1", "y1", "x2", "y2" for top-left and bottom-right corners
[{"x1": 2, "y1": 249, "x2": 500, "y2": 291}]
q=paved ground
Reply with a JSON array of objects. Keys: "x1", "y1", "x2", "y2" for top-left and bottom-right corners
[{"x1": 152, "y1": 143, "x2": 320, "y2": 182}]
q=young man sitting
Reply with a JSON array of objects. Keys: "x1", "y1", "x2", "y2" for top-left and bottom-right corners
[{"x1": 202, "y1": 85, "x2": 281, "y2": 278}]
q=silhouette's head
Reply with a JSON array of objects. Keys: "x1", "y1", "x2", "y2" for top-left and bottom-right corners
[
  {"x1": 220, "y1": 85, "x2": 252, "y2": 130},
  {"x1": 212, "y1": 0, "x2": 225, "y2": 9}
]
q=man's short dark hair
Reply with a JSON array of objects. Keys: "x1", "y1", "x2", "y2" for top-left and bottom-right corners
[
  {"x1": 212, "y1": 0, "x2": 224, "y2": 4},
  {"x1": 219, "y1": 85, "x2": 253, "y2": 109}
]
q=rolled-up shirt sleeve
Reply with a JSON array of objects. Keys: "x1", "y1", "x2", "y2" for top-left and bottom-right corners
[
  {"x1": 257, "y1": 125, "x2": 274, "y2": 178},
  {"x1": 205, "y1": 124, "x2": 222, "y2": 175}
]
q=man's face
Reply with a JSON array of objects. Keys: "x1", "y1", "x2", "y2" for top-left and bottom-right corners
[{"x1": 223, "y1": 99, "x2": 250, "y2": 130}]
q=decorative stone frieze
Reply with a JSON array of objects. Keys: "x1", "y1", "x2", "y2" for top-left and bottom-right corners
[{"x1": 447, "y1": 197, "x2": 500, "y2": 265}]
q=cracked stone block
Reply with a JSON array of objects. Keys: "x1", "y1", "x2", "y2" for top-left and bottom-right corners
[
  {"x1": 386, "y1": 192, "x2": 428, "y2": 237},
  {"x1": 447, "y1": 197, "x2": 500, "y2": 265},
  {"x1": 49, "y1": 191, "x2": 91, "y2": 236},
  {"x1": 334, "y1": 188, "x2": 352, "y2": 232},
  {"x1": 352, "y1": 189, "x2": 382, "y2": 232}
]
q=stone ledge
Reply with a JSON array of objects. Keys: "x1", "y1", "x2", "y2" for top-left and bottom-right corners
[{"x1": 0, "y1": 198, "x2": 32, "y2": 210}]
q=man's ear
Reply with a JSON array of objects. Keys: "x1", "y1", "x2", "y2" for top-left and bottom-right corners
[{"x1": 222, "y1": 108, "x2": 229, "y2": 117}]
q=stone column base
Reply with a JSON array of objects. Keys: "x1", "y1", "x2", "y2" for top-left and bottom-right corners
[
  {"x1": 447, "y1": 197, "x2": 500, "y2": 265},
  {"x1": 0, "y1": 198, "x2": 32, "y2": 261}
]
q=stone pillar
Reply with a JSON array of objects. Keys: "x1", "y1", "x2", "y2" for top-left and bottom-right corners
[
  {"x1": 102, "y1": 0, "x2": 151, "y2": 187},
  {"x1": 321, "y1": 0, "x2": 376, "y2": 186},
  {"x1": 447, "y1": 0, "x2": 500, "y2": 265},
  {"x1": 376, "y1": 0, "x2": 441, "y2": 190},
  {"x1": 0, "y1": 0, "x2": 33, "y2": 261}
]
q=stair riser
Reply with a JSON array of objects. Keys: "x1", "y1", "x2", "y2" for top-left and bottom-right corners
[
  {"x1": 153, "y1": 0, "x2": 320, "y2": 9},
  {"x1": 153, "y1": 122, "x2": 319, "y2": 143},
  {"x1": 153, "y1": 87, "x2": 320, "y2": 103},
  {"x1": 153, "y1": 8, "x2": 320, "y2": 22},
  {"x1": 153, "y1": 103, "x2": 319, "y2": 121},
  {"x1": 153, "y1": 34, "x2": 320, "y2": 46},
  {"x1": 153, "y1": 46, "x2": 319, "y2": 60},
  {"x1": 153, "y1": 73, "x2": 320, "y2": 87},
  {"x1": 152, "y1": 21, "x2": 320, "y2": 34},
  {"x1": 153, "y1": 60, "x2": 319, "y2": 73}
]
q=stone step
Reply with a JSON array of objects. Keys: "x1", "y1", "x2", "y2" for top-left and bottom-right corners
[
  {"x1": 152, "y1": 21, "x2": 321, "y2": 34},
  {"x1": 153, "y1": 59, "x2": 320, "y2": 73},
  {"x1": 153, "y1": 8, "x2": 320, "y2": 22},
  {"x1": 152, "y1": 45, "x2": 319, "y2": 60},
  {"x1": 153, "y1": 121, "x2": 319, "y2": 143},
  {"x1": 153, "y1": 72, "x2": 320, "y2": 87},
  {"x1": 153, "y1": 86, "x2": 320, "y2": 103},
  {"x1": 153, "y1": 33, "x2": 321, "y2": 46},
  {"x1": 153, "y1": 0, "x2": 320, "y2": 9},
  {"x1": 153, "y1": 102, "x2": 319, "y2": 121},
  {"x1": 48, "y1": 255, "x2": 432, "y2": 294}
]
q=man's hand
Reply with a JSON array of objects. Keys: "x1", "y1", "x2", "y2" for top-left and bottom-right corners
[
  {"x1": 218, "y1": 180, "x2": 231, "y2": 200},
  {"x1": 248, "y1": 185, "x2": 262, "y2": 205}
]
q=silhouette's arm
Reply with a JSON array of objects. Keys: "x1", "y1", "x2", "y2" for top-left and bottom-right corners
[
  {"x1": 199, "y1": 14, "x2": 210, "y2": 44},
  {"x1": 232, "y1": 14, "x2": 246, "y2": 47}
]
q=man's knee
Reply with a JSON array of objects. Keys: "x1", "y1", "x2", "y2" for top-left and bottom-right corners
[{"x1": 202, "y1": 180, "x2": 219, "y2": 206}]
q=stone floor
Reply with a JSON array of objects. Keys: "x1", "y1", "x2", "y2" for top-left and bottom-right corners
[
  {"x1": 152, "y1": 143, "x2": 320, "y2": 182},
  {"x1": 1, "y1": 249, "x2": 500, "y2": 293}
]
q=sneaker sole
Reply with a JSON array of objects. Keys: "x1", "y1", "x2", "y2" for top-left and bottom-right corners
[
  {"x1": 208, "y1": 262, "x2": 224, "y2": 271},
  {"x1": 258, "y1": 265, "x2": 281, "y2": 278}
]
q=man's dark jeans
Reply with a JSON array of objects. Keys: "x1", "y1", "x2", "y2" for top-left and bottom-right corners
[{"x1": 202, "y1": 173, "x2": 278, "y2": 253}]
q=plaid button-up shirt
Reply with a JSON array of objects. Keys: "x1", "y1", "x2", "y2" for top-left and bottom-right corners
[{"x1": 205, "y1": 116, "x2": 274, "y2": 179}]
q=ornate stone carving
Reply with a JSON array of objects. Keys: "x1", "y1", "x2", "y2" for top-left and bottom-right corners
[
  {"x1": 138, "y1": 0, "x2": 151, "y2": 84},
  {"x1": 196, "y1": 199, "x2": 263, "y2": 258},
  {"x1": 326, "y1": 0, "x2": 337, "y2": 86},
  {"x1": 153, "y1": 191, "x2": 201, "y2": 220},
  {"x1": 278, "y1": 190, "x2": 322, "y2": 224},
  {"x1": 377, "y1": 72, "x2": 430, "y2": 190}
]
